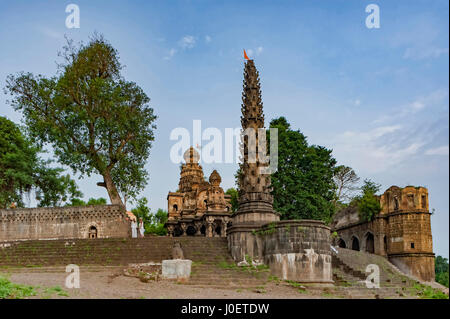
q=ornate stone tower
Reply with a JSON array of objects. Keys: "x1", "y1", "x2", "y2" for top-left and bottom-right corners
[{"x1": 228, "y1": 59, "x2": 280, "y2": 262}]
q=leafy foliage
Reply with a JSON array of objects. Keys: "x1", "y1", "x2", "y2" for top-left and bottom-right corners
[
  {"x1": 267, "y1": 117, "x2": 337, "y2": 223},
  {"x1": 131, "y1": 198, "x2": 168, "y2": 236},
  {"x1": 353, "y1": 179, "x2": 382, "y2": 222},
  {"x1": 225, "y1": 188, "x2": 239, "y2": 212},
  {"x1": 435, "y1": 255, "x2": 449, "y2": 288},
  {"x1": 5, "y1": 34, "x2": 157, "y2": 205},
  {"x1": 0, "y1": 116, "x2": 81, "y2": 208},
  {"x1": 66, "y1": 197, "x2": 107, "y2": 206},
  {"x1": 0, "y1": 276, "x2": 37, "y2": 299}
]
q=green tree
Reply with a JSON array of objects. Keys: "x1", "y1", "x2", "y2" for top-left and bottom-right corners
[
  {"x1": 435, "y1": 255, "x2": 449, "y2": 287},
  {"x1": 5, "y1": 34, "x2": 157, "y2": 206},
  {"x1": 354, "y1": 179, "x2": 382, "y2": 222},
  {"x1": 66, "y1": 197, "x2": 107, "y2": 206},
  {"x1": 0, "y1": 116, "x2": 81, "y2": 208},
  {"x1": 225, "y1": 188, "x2": 239, "y2": 213},
  {"x1": 267, "y1": 117, "x2": 337, "y2": 223},
  {"x1": 131, "y1": 198, "x2": 167, "y2": 236}
]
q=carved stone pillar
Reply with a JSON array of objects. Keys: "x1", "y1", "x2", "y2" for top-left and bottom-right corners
[
  {"x1": 167, "y1": 225, "x2": 174, "y2": 237},
  {"x1": 221, "y1": 217, "x2": 229, "y2": 237},
  {"x1": 194, "y1": 221, "x2": 203, "y2": 236},
  {"x1": 206, "y1": 216, "x2": 215, "y2": 238},
  {"x1": 180, "y1": 223, "x2": 187, "y2": 236}
]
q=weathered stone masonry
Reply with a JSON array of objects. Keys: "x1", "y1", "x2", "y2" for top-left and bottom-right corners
[
  {"x1": 332, "y1": 186, "x2": 435, "y2": 282},
  {"x1": 0, "y1": 204, "x2": 130, "y2": 241}
]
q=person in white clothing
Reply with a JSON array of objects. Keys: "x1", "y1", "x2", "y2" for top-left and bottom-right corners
[
  {"x1": 138, "y1": 218, "x2": 145, "y2": 238},
  {"x1": 131, "y1": 219, "x2": 138, "y2": 238}
]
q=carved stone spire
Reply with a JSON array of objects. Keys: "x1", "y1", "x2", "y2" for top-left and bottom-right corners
[{"x1": 238, "y1": 59, "x2": 273, "y2": 209}]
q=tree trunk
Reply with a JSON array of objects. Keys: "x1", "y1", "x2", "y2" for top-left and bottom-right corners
[{"x1": 98, "y1": 171, "x2": 124, "y2": 206}]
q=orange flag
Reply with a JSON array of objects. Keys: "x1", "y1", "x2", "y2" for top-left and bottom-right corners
[{"x1": 243, "y1": 49, "x2": 250, "y2": 60}]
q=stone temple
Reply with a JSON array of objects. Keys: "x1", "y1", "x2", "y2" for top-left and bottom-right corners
[
  {"x1": 0, "y1": 56, "x2": 439, "y2": 286},
  {"x1": 165, "y1": 147, "x2": 232, "y2": 237}
]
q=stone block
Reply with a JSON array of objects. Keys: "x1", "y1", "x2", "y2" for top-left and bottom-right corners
[{"x1": 161, "y1": 259, "x2": 192, "y2": 282}]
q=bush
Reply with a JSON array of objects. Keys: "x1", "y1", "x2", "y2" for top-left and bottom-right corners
[{"x1": 0, "y1": 276, "x2": 37, "y2": 299}]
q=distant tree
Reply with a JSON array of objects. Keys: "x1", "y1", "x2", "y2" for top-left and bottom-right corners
[
  {"x1": 333, "y1": 165, "x2": 360, "y2": 208},
  {"x1": 225, "y1": 188, "x2": 239, "y2": 213},
  {"x1": 435, "y1": 256, "x2": 449, "y2": 288},
  {"x1": 66, "y1": 197, "x2": 107, "y2": 206},
  {"x1": 131, "y1": 198, "x2": 167, "y2": 236},
  {"x1": 0, "y1": 116, "x2": 81, "y2": 208},
  {"x1": 267, "y1": 117, "x2": 337, "y2": 223},
  {"x1": 5, "y1": 34, "x2": 157, "y2": 206},
  {"x1": 354, "y1": 179, "x2": 382, "y2": 222}
]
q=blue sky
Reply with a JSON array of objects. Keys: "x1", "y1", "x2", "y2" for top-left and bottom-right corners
[{"x1": 0, "y1": 1, "x2": 448, "y2": 257}]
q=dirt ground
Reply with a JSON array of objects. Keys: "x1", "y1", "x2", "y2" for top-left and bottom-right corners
[{"x1": 4, "y1": 269, "x2": 336, "y2": 299}]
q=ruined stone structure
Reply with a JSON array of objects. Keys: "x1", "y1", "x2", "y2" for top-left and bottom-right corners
[
  {"x1": 0, "y1": 204, "x2": 130, "y2": 241},
  {"x1": 165, "y1": 147, "x2": 232, "y2": 237},
  {"x1": 227, "y1": 58, "x2": 332, "y2": 284},
  {"x1": 332, "y1": 186, "x2": 435, "y2": 282}
]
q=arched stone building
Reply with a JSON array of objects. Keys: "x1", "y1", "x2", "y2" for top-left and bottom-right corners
[
  {"x1": 331, "y1": 186, "x2": 435, "y2": 282},
  {"x1": 165, "y1": 147, "x2": 232, "y2": 237}
]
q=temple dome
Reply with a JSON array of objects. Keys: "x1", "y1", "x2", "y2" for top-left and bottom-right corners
[
  {"x1": 183, "y1": 146, "x2": 200, "y2": 164},
  {"x1": 209, "y1": 170, "x2": 222, "y2": 186}
]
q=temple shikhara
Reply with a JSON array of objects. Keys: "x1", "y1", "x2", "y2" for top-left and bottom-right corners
[{"x1": 165, "y1": 147, "x2": 232, "y2": 237}]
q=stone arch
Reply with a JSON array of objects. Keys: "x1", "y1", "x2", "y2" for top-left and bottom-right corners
[
  {"x1": 88, "y1": 225, "x2": 98, "y2": 239},
  {"x1": 383, "y1": 235, "x2": 388, "y2": 254},
  {"x1": 337, "y1": 238, "x2": 347, "y2": 248},
  {"x1": 173, "y1": 204, "x2": 178, "y2": 212},
  {"x1": 365, "y1": 232, "x2": 375, "y2": 253},
  {"x1": 173, "y1": 226, "x2": 183, "y2": 237},
  {"x1": 393, "y1": 197, "x2": 399, "y2": 211},
  {"x1": 200, "y1": 225, "x2": 206, "y2": 236},
  {"x1": 86, "y1": 222, "x2": 100, "y2": 239},
  {"x1": 351, "y1": 236, "x2": 360, "y2": 251},
  {"x1": 186, "y1": 225, "x2": 196, "y2": 236}
]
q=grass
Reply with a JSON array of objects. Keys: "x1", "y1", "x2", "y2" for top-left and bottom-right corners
[
  {"x1": 43, "y1": 285, "x2": 70, "y2": 297},
  {"x1": 410, "y1": 283, "x2": 449, "y2": 299},
  {"x1": 0, "y1": 275, "x2": 37, "y2": 299}
]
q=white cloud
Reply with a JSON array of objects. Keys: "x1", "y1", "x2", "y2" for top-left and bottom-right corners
[
  {"x1": 354, "y1": 99, "x2": 361, "y2": 106},
  {"x1": 331, "y1": 125, "x2": 425, "y2": 174},
  {"x1": 425, "y1": 145, "x2": 449, "y2": 156},
  {"x1": 403, "y1": 47, "x2": 449, "y2": 60},
  {"x1": 245, "y1": 46, "x2": 264, "y2": 58},
  {"x1": 179, "y1": 35, "x2": 196, "y2": 49},
  {"x1": 163, "y1": 48, "x2": 177, "y2": 60},
  {"x1": 205, "y1": 35, "x2": 212, "y2": 43},
  {"x1": 373, "y1": 88, "x2": 449, "y2": 124}
]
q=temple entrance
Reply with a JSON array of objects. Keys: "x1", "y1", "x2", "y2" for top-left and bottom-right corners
[
  {"x1": 200, "y1": 225, "x2": 206, "y2": 236},
  {"x1": 337, "y1": 238, "x2": 346, "y2": 248},
  {"x1": 88, "y1": 226, "x2": 97, "y2": 239},
  {"x1": 365, "y1": 233, "x2": 375, "y2": 253},
  {"x1": 351, "y1": 236, "x2": 360, "y2": 251},
  {"x1": 186, "y1": 225, "x2": 196, "y2": 236},
  {"x1": 173, "y1": 226, "x2": 183, "y2": 237}
]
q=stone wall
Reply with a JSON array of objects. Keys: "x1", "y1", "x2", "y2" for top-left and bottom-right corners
[
  {"x1": 0, "y1": 205, "x2": 130, "y2": 241},
  {"x1": 260, "y1": 220, "x2": 333, "y2": 284},
  {"x1": 228, "y1": 219, "x2": 333, "y2": 284},
  {"x1": 332, "y1": 186, "x2": 435, "y2": 282}
]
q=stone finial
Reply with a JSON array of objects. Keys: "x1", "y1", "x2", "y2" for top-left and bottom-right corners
[
  {"x1": 183, "y1": 146, "x2": 200, "y2": 164},
  {"x1": 209, "y1": 170, "x2": 222, "y2": 186}
]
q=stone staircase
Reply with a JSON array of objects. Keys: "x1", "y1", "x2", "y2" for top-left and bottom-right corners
[
  {"x1": 332, "y1": 247, "x2": 431, "y2": 299},
  {"x1": 0, "y1": 237, "x2": 269, "y2": 289}
]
